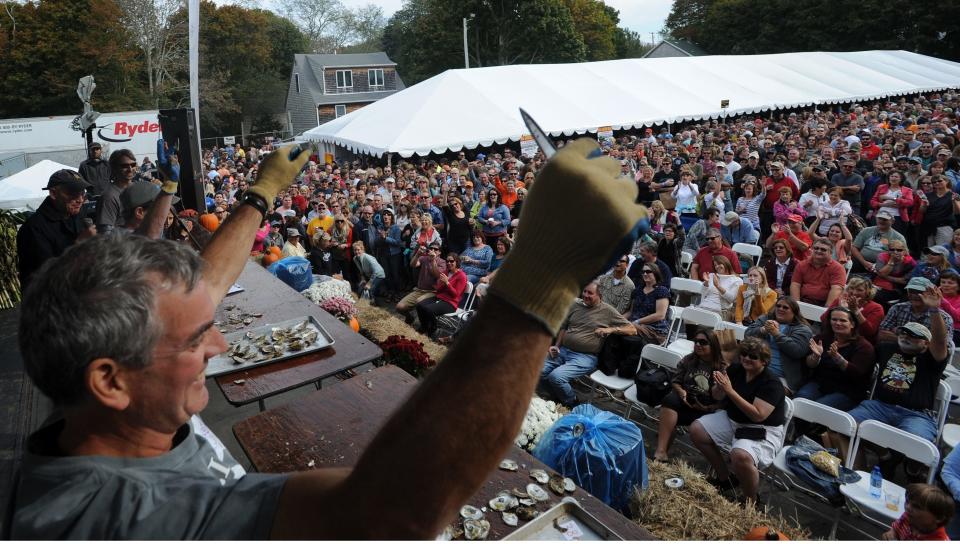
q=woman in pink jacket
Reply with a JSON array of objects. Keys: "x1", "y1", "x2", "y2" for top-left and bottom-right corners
[{"x1": 870, "y1": 171, "x2": 914, "y2": 233}]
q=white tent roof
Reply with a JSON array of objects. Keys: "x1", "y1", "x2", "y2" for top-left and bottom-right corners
[
  {"x1": 302, "y1": 50, "x2": 960, "y2": 158},
  {"x1": 0, "y1": 160, "x2": 76, "y2": 211}
]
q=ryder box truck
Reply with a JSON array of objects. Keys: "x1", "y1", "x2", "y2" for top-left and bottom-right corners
[{"x1": 0, "y1": 110, "x2": 160, "y2": 178}]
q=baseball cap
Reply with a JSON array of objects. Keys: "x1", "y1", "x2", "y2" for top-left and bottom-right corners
[
  {"x1": 787, "y1": 214, "x2": 804, "y2": 223},
  {"x1": 120, "y1": 182, "x2": 181, "y2": 211},
  {"x1": 908, "y1": 156, "x2": 923, "y2": 164},
  {"x1": 44, "y1": 169, "x2": 91, "y2": 192},
  {"x1": 282, "y1": 209, "x2": 297, "y2": 218},
  {"x1": 428, "y1": 241, "x2": 441, "y2": 250},
  {"x1": 748, "y1": 151, "x2": 760, "y2": 159},
  {"x1": 906, "y1": 276, "x2": 935, "y2": 292},
  {"x1": 476, "y1": 153, "x2": 486, "y2": 161},
  {"x1": 286, "y1": 228, "x2": 300, "y2": 237},
  {"x1": 875, "y1": 209, "x2": 895, "y2": 220},
  {"x1": 705, "y1": 228, "x2": 721, "y2": 239},
  {"x1": 769, "y1": 161, "x2": 784, "y2": 169},
  {"x1": 721, "y1": 211, "x2": 739, "y2": 226},
  {"x1": 898, "y1": 322, "x2": 932, "y2": 341},
  {"x1": 924, "y1": 246, "x2": 950, "y2": 256}
]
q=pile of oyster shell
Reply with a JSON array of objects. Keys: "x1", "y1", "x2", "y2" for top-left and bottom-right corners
[
  {"x1": 215, "y1": 304, "x2": 263, "y2": 333},
  {"x1": 225, "y1": 319, "x2": 320, "y2": 365},
  {"x1": 441, "y1": 460, "x2": 577, "y2": 540}
]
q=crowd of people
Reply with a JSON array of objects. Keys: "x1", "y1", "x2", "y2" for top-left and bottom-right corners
[{"x1": 12, "y1": 89, "x2": 960, "y2": 539}]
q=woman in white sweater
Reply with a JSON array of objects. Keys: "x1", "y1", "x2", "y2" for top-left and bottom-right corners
[
  {"x1": 672, "y1": 169, "x2": 701, "y2": 232},
  {"x1": 698, "y1": 255, "x2": 742, "y2": 321}
]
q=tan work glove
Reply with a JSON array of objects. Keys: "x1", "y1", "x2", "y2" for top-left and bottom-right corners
[
  {"x1": 247, "y1": 144, "x2": 310, "y2": 204},
  {"x1": 488, "y1": 139, "x2": 647, "y2": 334}
]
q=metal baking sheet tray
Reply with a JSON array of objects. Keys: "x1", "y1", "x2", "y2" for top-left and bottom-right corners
[
  {"x1": 503, "y1": 497, "x2": 623, "y2": 540},
  {"x1": 205, "y1": 315, "x2": 335, "y2": 377}
]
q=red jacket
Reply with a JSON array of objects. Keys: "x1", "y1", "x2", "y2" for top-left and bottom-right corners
[
  {"x1": 435, "y1": 269, "x2": 468, "y2": 307},
  {"x1": 869, "y1": 184, "x2": 914, "y2": 222}
]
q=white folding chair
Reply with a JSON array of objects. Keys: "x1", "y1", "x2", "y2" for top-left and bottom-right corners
[
  {"x1": 840, "y1": 420, "x2": 941, "y2": 528},
  {"x1": 732, "y1": 242, "x2": 763, "y2": 268},
  {"x1": 665, "y1": 307, "x2": 722, "y2": 357},
  {"x1": 680, "y1": 251, "x2": 694, "y2": 277},
  {"x1": 623, "y1": 345, "x2": 683, "y2": 419},
  {"x1": 588, "y1": 340, "x2": 646, "y2": 403},
  {"x1": 796, "y1": 301, "x2": 827, "y2": 324},
  {"x1": 720, "y1": 321, "x2": 747, "y2": 340},
  {"x1": 435, "y1": 281, "x2": 475, "y2": 337},
  {"x1": 771, "y1": 399, "x2": 857, "y2": 539},
  {"x1": 670, "y1": 276, "x2": 704, "y2": 304},
  {"x1": 934, "y1": 380, "x2": 952, "y2": 446}
]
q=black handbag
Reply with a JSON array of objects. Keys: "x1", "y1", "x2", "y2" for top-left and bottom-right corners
[{"x1": 633, "y1": 366, "x2": 672, "y2": 406}]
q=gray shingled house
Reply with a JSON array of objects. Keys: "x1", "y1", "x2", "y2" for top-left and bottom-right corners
[
  {"x1": 285, "y1": 52, "x2": 406, "y2": 137},
  {"x1": 642, "y1": 38, "x2": 707, "y2": 59}
]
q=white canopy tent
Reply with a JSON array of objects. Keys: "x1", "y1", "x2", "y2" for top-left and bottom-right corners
[
  {"x1": 0, "y1": 160, "x2": 76, "y2": 211},
  {"x1": 302, "y1": 50, "x2": 960, "y2": 158}
]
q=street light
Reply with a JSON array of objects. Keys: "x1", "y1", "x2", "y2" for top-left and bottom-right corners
[{"x1": 463, "y1": 13, "x2": 475, "y2": 69}]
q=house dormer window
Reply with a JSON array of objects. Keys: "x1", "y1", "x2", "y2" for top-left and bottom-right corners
[
  {"x1": 336, "y1": 70, "x2": 353, "y2": 90},
  {"x1": 368, "y1": 69, "x2": 384, "y2": 90}
]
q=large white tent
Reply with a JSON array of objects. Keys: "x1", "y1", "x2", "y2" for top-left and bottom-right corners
[
  {"x1": 0, "y1": 160, "x2": 76, "y2": 210},
  {"x1": 302, "y1": 50, "x2": 960, "y2": 158}
]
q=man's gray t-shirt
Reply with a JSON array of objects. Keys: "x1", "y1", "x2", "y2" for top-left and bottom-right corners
[
  {"x1": 12, "y1": 416, "x2": 288, "y2": 539},
  {"x1": 95, "y1": 182, "x2": 125, "y2": 233}
]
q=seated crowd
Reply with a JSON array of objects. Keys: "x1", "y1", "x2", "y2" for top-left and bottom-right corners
[{"x1": 48, "y1": 91, "x2": 960, "y2": 537}]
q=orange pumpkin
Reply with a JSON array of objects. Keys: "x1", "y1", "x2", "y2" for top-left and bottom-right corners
[
  {"x1": 199, "y1": 213, "x2": 219, "y2": 232},
  {"x1": 349, "y1": 316, "x2": 360, "y2": 332},
  {"x1": 744, "y1": 527, "x2": 789, "y2": 541},
  {"x1": 269, "y1": 245, "x2": 282, "y2": 257},
  {"x1": 262, "y1": 252, "x2": 280, "y2": 266}
]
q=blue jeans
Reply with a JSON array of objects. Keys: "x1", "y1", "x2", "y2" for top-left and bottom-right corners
[
  {"x1": 848, "y1": 400, "x2": 938, "y2": 443},
  {"x1": 539, "y1": 347, "x2": 598, "y2": 406},
  {"x1": 794, "y1": 382, "x2": 859, "y2": 412}
]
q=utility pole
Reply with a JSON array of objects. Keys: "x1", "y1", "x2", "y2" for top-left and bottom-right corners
[{"x1": 463, "y1": 14, "x2": 475, "y2": 69}]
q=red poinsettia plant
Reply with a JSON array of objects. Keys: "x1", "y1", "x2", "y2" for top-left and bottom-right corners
[{"x1": 379, "y1": 335, "x2": 436, "y2": 378}]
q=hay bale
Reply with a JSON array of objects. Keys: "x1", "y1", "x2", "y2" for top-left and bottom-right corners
[
  {"x1": 632, "y1": 459, "x2": 810, "y2": 541},
  {"x1": 355, "y1": 299, "x2": 448, "y2": 362}
]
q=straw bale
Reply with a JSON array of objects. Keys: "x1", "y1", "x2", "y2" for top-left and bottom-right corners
[
  {"x1": 632, "y1": 459, "x2": 810, "y2": 541},
  {"x1": 355, "y1": 299, "x2": 448, "y2": 362}
]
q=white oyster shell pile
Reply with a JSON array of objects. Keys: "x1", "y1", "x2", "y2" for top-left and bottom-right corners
[
  {"x1": 301, "y1": 278, "x2": 353, "y2": 304},
  {"x1": 514, "y1": 397, "x2": 563, "y2": 450}
]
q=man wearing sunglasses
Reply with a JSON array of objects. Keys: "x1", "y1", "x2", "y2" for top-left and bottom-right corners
[
  {"x1": 95, "y1": 148, "x2": 139, "y2": 234},
  {"x1": 850, "y1": 286, "x2": 950, "y2": 444}
]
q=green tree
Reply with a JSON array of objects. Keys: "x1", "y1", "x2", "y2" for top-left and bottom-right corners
[
  {"x1": 0, "y1": 0, "x2": 149, "y2": 118},
  {"x1": 563, "y1": 0, "x2": 617, "y2": 61},
  {"x1": 664, "y1": 0, "x2": 713, "y2": 46},
  {"x1": 167, "y1": 2, "x2": 308, "y2": 136},
  {"x1": 613, "y1": 28, "x2": 651, "y2": 59},
  {"x1": 677, "y1": 0, "x2": 960, "y2": 61},
  {"x1": 383, "y1": 0, "x2": 586, "y2": 85}
]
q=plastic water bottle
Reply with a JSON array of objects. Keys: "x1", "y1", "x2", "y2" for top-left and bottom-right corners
[{"x1": 870, "y1": 466, "x2": 883, "y2": 499}]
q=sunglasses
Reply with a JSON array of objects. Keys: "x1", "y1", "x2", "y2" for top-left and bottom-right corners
[
  {"x1": 694, "y1": 338, "x2": 710, "y2": 346},
  {"x1": 741, "y1": 352, "x2": 761, "y2": 361}
]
